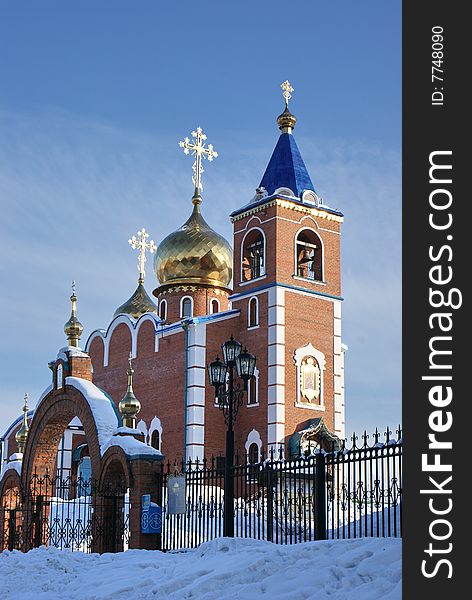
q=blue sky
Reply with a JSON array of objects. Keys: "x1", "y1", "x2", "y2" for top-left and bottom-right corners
[{"x1": 0, "y1": 1, "x2": 401, "y2": 438}]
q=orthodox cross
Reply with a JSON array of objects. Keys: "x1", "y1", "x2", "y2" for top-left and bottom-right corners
[
  {"x1": 179, "y1": 127, "x2": 218, "y2": 195},
  {"x1": 281, "y1": 80, "x2": 294, "y2": 108},
  {"x1": 128, "y1": 228, "x2": 157, "y2": 284}
]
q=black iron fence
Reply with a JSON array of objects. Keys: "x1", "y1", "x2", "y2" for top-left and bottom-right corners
[
  {"x1": 1, "y1": 428, "x2": 401, "y2": 554},
  {"x1": 158, "y1": 427, "x2": 402, "y2": 551},
  {"x1": 0, "y1": 472, "x2": 130, "y2": 553}
]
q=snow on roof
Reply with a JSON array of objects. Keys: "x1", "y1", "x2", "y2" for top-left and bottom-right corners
[
  {"x1": 102, "y1": 434, "x2": 163, "y2": 459},
  {"x1": 56, "y1": 346, "x2": 89, "y2": 361},
  {"x1": 65, "y1": 377, "x2": 120, "y2": 453},
  {"x1": 2, "y1": 458, "x2": 22, "y2": 478}
]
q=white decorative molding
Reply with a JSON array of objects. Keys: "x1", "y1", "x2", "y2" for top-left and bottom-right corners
[
  {"x1": 245, "y1": 429, "x2": 262, "y2": 460},
  {"x1": 148, "y1": 416, "x2": 162, "y2": 451},
  {"x1": 136, "y1": 419, "x2": 148, "y2": 444},
  {"x1": 186, "y1": 322, "x2": 206, "y2": 462},
  {"x1": 85, "y1": 313, "x2": 161, "y2": 367},
  {"x1": 293, "y1": 343, "x2": 326, "y2": 409},
  {"x1": 267, "y1": 286, "x2": 285, "y2": 452}
]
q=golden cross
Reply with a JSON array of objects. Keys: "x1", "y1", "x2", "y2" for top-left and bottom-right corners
[
  {"x1": 128, "y1": 228, "x2": 157, "y2": 283},
  {"x1": 179, "y1": 127, "x2": 218, "y2": 195},
  {"x1": 281, "y1": 80, "x2": 294, "y2": 107}
]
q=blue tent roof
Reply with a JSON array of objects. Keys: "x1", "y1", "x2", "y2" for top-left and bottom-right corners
[{"x1": 259, "y1": 132, "x2": 315, "y2": 198}]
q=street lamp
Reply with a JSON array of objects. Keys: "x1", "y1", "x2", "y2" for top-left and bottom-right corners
[{"x1": 208, "y1": 336, "x2": 256, "y2": 537}]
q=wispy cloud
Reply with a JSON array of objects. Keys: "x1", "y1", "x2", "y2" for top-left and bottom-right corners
[{"x1": 0, "y1": 109, "x2": 401, "y2": 438}]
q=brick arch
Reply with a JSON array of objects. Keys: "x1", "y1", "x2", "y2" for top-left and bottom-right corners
[
  {"x1": 99, "y1": 445, "x2": 132, "y2": 489},
  {"x1": 20, "y1": 385, "x2": 110, "y2": 489},
  {"x1": 0, "y1": 469, "x2": 21, "y2": 503}
]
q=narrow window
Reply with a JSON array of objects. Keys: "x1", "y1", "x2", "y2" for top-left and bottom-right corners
[
  {"x1": 159, "y1": 299, "x2": 167, "y2": 321},
  {"x1": 151, "y1": 430, "x2": 160, "y2": 450},
  {"x1": 248, "y1": 367, "x2": 258, "y2": 405},
  {"x1": 295, "y1": 229, "x2": 323, "y2": 281},
  {"x1": 248, "y1": 297, "x2": 258, "y2": 328},
  {"x1": 210, "y1": 298, "x2": 220, "y2": 314},
  {"x1": 248, "y1": 443, "x2": 259, "y2": 464},
  {"x1": 181, "y1": 297, "x2": 193, "y2": 319},
  {"x1": 242, "y1": 230, "x2": 265, "y2": 281}
]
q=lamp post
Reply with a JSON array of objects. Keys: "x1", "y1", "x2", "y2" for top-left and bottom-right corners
[{"x1": 208, "y1": 336, "x2": 256, "y2": 537}]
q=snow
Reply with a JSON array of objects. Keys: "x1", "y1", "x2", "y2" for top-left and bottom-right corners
[
  {"x1": 56, "y1": 346, "x2": 89, "y2": 361},
  {"x1": 65, "y1": 377, "x2": 119, "y2": 453},
  {"x1": 0, "y1": 537, "x2": 401, "y2": 600},
  {"x1": 102, "y1": 433, "x2": 163, "y2": 458},
  {"x1": 2, "y1": 459, "x2": 22, "y2": 477}
]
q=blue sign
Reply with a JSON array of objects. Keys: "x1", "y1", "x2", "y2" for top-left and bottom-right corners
[{"x1": 141, "y1": 494, "x2": 162, "y2": 534}]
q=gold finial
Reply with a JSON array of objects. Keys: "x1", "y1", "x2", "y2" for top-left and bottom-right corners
[
  {"x1": 118, "y1": 352, "x2": 141, "y2": 429},
  {"x1": 64, "y1": 281, "x2": 84, "y2": 347},
  {"x1": 179, "y1": 127, "x2": 218, "y2": 204},
  {"x1": 15, "y1": 393, "x2": 30, "y2": 454},
  {"x1": 128, "y1": 228, "x2": 157, "y2": 285},
  {"x1": 277, "y1": 80, "x2": 297, "y2": 133}
]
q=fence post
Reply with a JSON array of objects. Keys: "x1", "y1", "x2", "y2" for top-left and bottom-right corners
[
  {"x1": 314, "y1": 453, "x2": 326, "y2": 541},
  {"x1": 33, "y1": 495, "x2": 44, "y2": 548},
  {"x1": 266, "y1": 469, "x2": 274, "y2": 543}
]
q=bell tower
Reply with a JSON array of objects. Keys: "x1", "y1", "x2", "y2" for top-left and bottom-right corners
[{"x1": 230, "y1": 82, "x2": 346, "y2": 454}]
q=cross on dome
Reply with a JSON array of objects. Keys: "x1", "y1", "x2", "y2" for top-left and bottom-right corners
[
  {"x1": 179, "y1": 127, "x2": 218, "y2": 198},
  {"x1": 281, "y1": 80, "x2": 294, "y2": 107},
  {"x1": 128, "y1": 228, "x2": 157, "y2": 284}
]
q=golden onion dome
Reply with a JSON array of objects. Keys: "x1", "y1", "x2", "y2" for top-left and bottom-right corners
[
  {"x1": 64, "y1": 285, "x2": 84, "y2": 348},
  {"x1": 277, "y1": 106, "x2": 297, "y2": 132},
  {"x1": 15, "y1": 393, "x2": 29, "y2": 454},
  {"x1": 153, "y1": 199, "x2": 232, "y2": 291},
  {"x1": 114, "y1": 282, "x2": 156, "y2": 319}
]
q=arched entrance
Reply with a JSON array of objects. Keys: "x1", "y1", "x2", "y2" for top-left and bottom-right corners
[{"x1": 17, "y1": 380, "x2": 120, "y2": 551}]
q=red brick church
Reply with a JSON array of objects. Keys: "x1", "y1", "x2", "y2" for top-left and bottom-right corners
[{"x1": 1, "y1": 82, "x2": 347, "y2": 477}]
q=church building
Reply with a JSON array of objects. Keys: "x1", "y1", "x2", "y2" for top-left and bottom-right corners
[{"x1": 1, "y1": 82, "x2": 347, "y2": 475}]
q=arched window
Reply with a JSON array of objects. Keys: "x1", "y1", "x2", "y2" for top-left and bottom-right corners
[
  {"x1": 210, "y1": 298, "x2": 220, "y2": 314},
  {"x1": 151, "y1": 429, "x2": 160, "y2": 450},
  {"x1": 242, "y1": 229, "x2": 265, "y2": 282},
  {"x1": 159, "y1": 299, "x2": 167, "y2": 321},
  {"x1": 248, "y1": 443, "x2": 259, "y2": 464},
  {"x1": 247, "y1": 367, "x2": 259, "y2": 405},
  {"x1": 181, "y1": 296, "x2": 193, "y2": 319},
  {"x1": 248, "y1": 296, "x2": 259, "y2": 328},
  {"x1": 295, "y1": 229, "x2": 323, "y2": 282}
]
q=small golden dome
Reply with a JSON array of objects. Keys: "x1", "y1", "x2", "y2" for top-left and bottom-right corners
[
  {"x1": 119, "y1": 355, "x2": 141, "y2": 429},
  {"x1": 64, "y1": 284, "x2": 84, "y2": 348},
  {"x1": 277, "y1": 106, "x2": 297, "y2": 132},
  {"x1": 114, "y1": 283, "x2": 156, "y2": 319},
  {"x1": 16, "y1": 393, "x2": 29, "y2": 454},
  {"x1": 153, "y1": 201, "x2": 233, "y2": 291}
]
